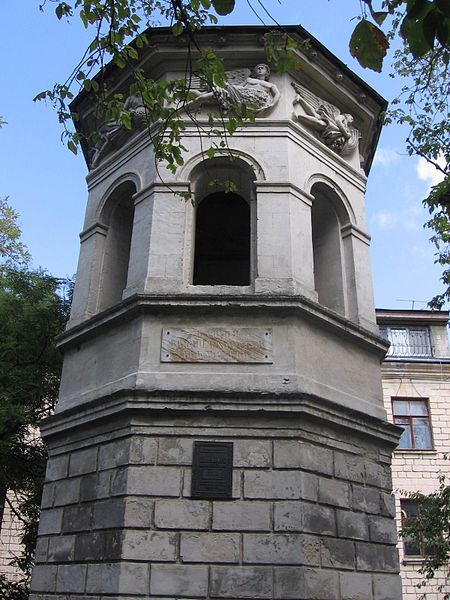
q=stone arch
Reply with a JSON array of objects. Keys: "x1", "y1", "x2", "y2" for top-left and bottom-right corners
[
  {"x1": 97, "y1": 179, "x2": 137, "y2": 311},
  {"x1": 309, "y1": 179, "x2": 353, "y2": 316},
  {"x1": 187, "y1": 155, "x2": 258, "y2": 286}
]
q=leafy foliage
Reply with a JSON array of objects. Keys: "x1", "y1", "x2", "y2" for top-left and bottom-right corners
[
  {"x1": 0, "y1": 199, "x2": 30, "y2": 267},
  {"x1": 400, "y1": 470, "x2": 450, "y2": 598},
  {"x1": 0, "y1": 267, "x2": 72, "y2": 598}
]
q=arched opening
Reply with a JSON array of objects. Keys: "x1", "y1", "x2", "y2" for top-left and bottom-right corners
[
  {"x1": 311, "y1": 182, "x2": 347, "y2": 315},
  {"x1": 193, "y1": 191, "x2": 251, "y2": 285},
  {"x1": 98, "y1": 181, "x2": 136, "y2": 311}
]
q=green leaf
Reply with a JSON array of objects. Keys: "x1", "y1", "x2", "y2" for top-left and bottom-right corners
[
  {"x1": 401, "y1": 5, "x2": 435, "y2": 56},
  {"x1": 349, "y1": 19, "x2": 389, "y2": 72},
  {"x1": 172, "y1": 22, "x2": 184, "y2": 37},
  {"x1": 67, "y1": 140, "x2": 78, "y2": 154},
  {"x1": 211, "y1": 0, "x2": 235, "y2": 16},
  {"x1": 372, "y1": 11, "x2": 388, "y2": 26}
]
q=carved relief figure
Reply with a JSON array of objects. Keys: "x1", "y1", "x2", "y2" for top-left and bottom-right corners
[
  {"x1": 188, "y1": 64, "x2": 280, "y2": 115},
  {"x1": 91, "y1": 95, "x2": 147, "y2": 168},
  {"x1": 291, "y1": 81, "x2": 359, "y2": 156}
]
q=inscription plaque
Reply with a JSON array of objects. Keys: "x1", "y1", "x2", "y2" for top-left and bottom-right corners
[
  {"x1": 191, "y1": 441, "x2": 233, "y2": 499},
  {"x1": 161, "y1": 327, "x2": 273, "y2": 363}
]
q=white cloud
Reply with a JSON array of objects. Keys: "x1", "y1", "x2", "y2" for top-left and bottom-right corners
[
  {"x1": 371, "y1": 211, "x2": 398, "y2": 229},
  {"x1": 416, "y1": 156, "x2": 446, "y2": 189},
  {"x1": 373, "y1": 147, "x2": 401, "y2": 167}
]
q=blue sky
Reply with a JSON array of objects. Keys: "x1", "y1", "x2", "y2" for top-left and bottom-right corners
[{"x1": 0, "y1": 0, "x2": 445, "y2": 309}]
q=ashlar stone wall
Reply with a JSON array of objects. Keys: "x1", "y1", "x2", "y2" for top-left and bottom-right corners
[{"x1": 30, "y1": 411, "x2": 401, "y2": 600}]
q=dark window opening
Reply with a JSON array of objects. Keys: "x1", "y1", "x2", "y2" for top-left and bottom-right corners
[
  {"x1": 392, "y1": 398, "x2": 433, "y2": 450},
  {"x1": 193, "y1": 192, "x2": 250, "y2": 286},
  {"x1": 401, "y1": 499, "x2": 436, "y2": 557}
]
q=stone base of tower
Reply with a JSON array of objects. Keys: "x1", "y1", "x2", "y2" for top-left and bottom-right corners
[{"x1": 30, "y1": 395, "x2": 402, "y2": 600}]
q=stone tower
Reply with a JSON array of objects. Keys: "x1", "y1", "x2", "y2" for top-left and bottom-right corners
[{"x1": 30, "y1": 26, "x2": 402, "y2": 600}]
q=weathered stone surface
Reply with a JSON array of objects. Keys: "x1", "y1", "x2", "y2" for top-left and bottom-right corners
[
  {"x1": 150, "y1": 564, "x2": 208, "y2": 596},
  {"x1": 69, "y1": 447, "x2": 98, "y2": 476},
  {"x1": 213, "y1": 501, "x2": 271, "y2": 531},
  {"x1": 244, "y1": 471, "x2": 317, "y2": 500},
  {"x1": 75, "y1": 532, "x2": 106, "y2": 562},
  {"x1": 210, "y1": 566, "x2": 272, "y2": 598},
  {"x1": 155, "y1": 499, "x2": 210, "y2": 529},
  {"x1": 356, "y1": 542, "x2": 399, "y2": 572},
  {"x1": 37, "y1": 509, "x2": 63, "y2": 536},
  {"x1": 54, "y1": 478, "x2": 81, "y2": 507},
  {"x1": 274, "y1": 501, "x2": 336, "y2": 535},
  {"x1": 234, "y1": 440, "x2": 272, "y2": 468},
  {"x1": 320, "y1": 538, "x2": 355, "y2": 570},
  {"x1": 353, "y1": 485, "x2": 381, "y2": 514},
  {"x1": 274, "y1": 566, "x2": 339, "y2": 599},
  {"x1": 62, "y1": 505, "x2": 93, "y2": 533},
  {"x1": 123, "y1": 497, "x2": 154, "y2": 528},
  {"x1": 373, "y1": 574, "x2": 403, "y2": 600},
  {"x1": 86, "y1": 562, "x2": 149, "y2": 595},
  {"x1": 126, "y1": 466, "x2": 181, "y2": 496},
  {"x1": 48, "y1": 536, "x2": 76, "y2": 563},
  {"x1": 45, "y1": 455, "x2": 69, "y2": 482},
  {"x1": 337, "y1": 509, "x2": 369, "y2": 540},
  {"x1": 244, "y1": 534, "x2": 320, "y2": 565},
  {"x1": 335, "y1": 453, "x2": 365, "y2": 483},
  {"x1": 380, "y1": 491, "x2": 396, "y2": 517},
  {"x1": 340, "y1": 572, "x2": 373, "y2": 600},
  {"x1": 121, "y1": 530, "x2": 177, "y2": 561},
  {"x1": 30, "y1": 565, "x2": 58, "y2": 592},
  {"x1": 56, "y1": 564, "x2": 87, "y2": 593},
  {"x1": 365, "y1": 462, "x2": 392, "y2": 490},
  {"x1": 92, "y1": 498, "x2": 125, "y2": 529},
  {"x1": 40, "y1": 483, "x2": 55, "y2": 509},
  {"x1": 99, "y1": 436, "x2": 157, "y2": 469},
  {"x1": 368, "y1": 515, "x2": 398, "y2": 544},
  {"x1": 318, "y1": 478, "x2": 351, "y2": 508},
  {"x1": 158, "y1": 438, "x2": 192, "y2": 465},
  {"x1": 80, "y1": 471, "x2": 111, "y2": 502},
  {"x1": 34, "y1": 537, "x2": 49, "y2": 563},
  {"x1": 180, "y1": 532, "x2": 240, "y2": 563},
  {"x1": 274, "y1": 440, "x2": 333, "y2": 475}
]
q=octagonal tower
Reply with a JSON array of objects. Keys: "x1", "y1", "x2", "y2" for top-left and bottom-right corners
[{"x1": 30, "y1": 26, "x2": 402, "y2": 600}]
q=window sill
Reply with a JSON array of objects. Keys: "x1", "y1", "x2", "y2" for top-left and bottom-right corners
[
  {"x1": 402, "y1": 557, "x2": 426, "y2": 565},
  {"x1": 394, "y1": 449, "x2": 436, "y2": 455}
]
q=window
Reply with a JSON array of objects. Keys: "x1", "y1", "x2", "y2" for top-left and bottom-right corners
[
  {"x1": 193, "y1": 192, "x2": 251, "y2": 286},
  {"x1": 401, "y1": 499, "x2": 435, "y2": 558},
  {"x1": 379, "y1": 325, "x2": 432, "y2": 357},
  {"x1": 392, "y1": 398, "x2": 433, "y2": 450}
]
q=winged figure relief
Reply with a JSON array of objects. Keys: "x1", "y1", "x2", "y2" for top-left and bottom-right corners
[
  {"x1": 187, "y1": 64, "x2": 280, "y2": 115},
  {"x1": 291, "y1": 81, "x2": 360, "y2": 157}
]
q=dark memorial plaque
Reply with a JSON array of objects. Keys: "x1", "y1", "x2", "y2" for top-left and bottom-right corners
[{"x1": 191, "y1": 441, "x2": 233, "y2": 499}]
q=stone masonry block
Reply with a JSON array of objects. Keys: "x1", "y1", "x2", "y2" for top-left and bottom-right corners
[
  {"x1": 75, "y1": 532, "x2": 105, "y2": 562},
  {"x1": 69, "y1": 447, "x2": 98, "y2": 476},
  {"x1": 380, "y1": 492, "x2": 396, "y2": 518},
  {"x1": 130, "y1": 436, "x2": 158, "y2": 465},
  {"x1": 180, "y1": 533, "x2": 240, "y2": 563},
  {"x1": 40, "y1": 483, "x2": 55, "y2": 509},
  {"x1": 365, "y1": 462, "x2": 392, "y2": 490},
  {"x1": 121, "y1": 530, "x2": 177, "y2": 561},
  {"x1": 356, "y1": 542, "x2": 400, "y2": 572},
  {"x1": 99, "y1": 436, "x2": 157, "y2": 470},
  {"x1": 86, "y1": 562, "x2": 149, "y2": 595},
  {"x1": 274, "y1": 567, "x2": 339, "y2": 600},
  {"x1": 373, "y1": 574, "x2": 402, "y2": 600},
  {"x1": 62, "y1": 505, "x2": 92, "y2": 533},
  {"x1": 56, "y1": 564, "x2": 87, "y2": 593},
  {"x1": 155, "y1": 499, "x2": 210, "y2": 530},
  {"x1": 337, "y1": 510, "x2": 369, "y2": 540},
  {"x1": 244, "y1": 534, "x2": 320, "y2": 566},
  {"x1": 45, "y1": 455, "x2": 69, "y2": 481},
  {"x1": 30, "y1": 565, "x2": 58, "y2": 592},
  {"x1": 38, "y1": 509, "x2": 63, "y2": 536},
  {"x1": 334, "y1": 454, "x2": 365, "y2": 483},
  {"x1": 126, "y1": 466, "x2": 181, "y2": 496},
  {"x1": 48, "y1": 535, "x2": 76, "y2": 563},
  {"x1": 340, "y1": 572, "x2": 373, "y2": 600},
  {"x1": 210, "y1": 566, "x2": 272, "y2": 598},
  {"x1": 320, "y1": 538, "x2": 355, "y2": 570},
  {"x1": 274, "y1": 441, "x2": 333, "y2": 475},
  {"x1": 158, "y1": 438, "x2": 192, "y2": 465},
  {"x1": 150, "y1": 564, "x2": 208, "y2": 597},
  {"x1": 318, "y1": 478, "x2": 351, "y2": 508},
  {"x1": 368, "y1": 515, "x2": 398, "y2": 544},
  {"x1": 353, "y1": 486, "x2": 381, "y2": 514},
  {"x1": 34, "y1": 537, "x2": 49, "y2": 563},
  {"x1": 80, "y1": 471, "x2": 111, "y2": 502},
  {"x1": 123, "y1": 497, "x2": 154, "y2": 528},
  {"x1": 92, "y1": 498, "x2": 125, "y2": 529},
  {"x1": 213, "y1": 501, "x2": 271, "y2": 531},
  {"x1": 244, "y1": 471, "x2": 317, "y2": 500},
  {"x1": 54, "y1": 478, "x2": 80, "y2": 507},
  {"x1": 110, "y1": 467, "x2": 127, "y2": 495},
  {"x1": 234, "y1": 440, "x2": 272, "y2": 468},
  {"x1": 274, "y1": 501, "x2": 336, "y2": 535}
]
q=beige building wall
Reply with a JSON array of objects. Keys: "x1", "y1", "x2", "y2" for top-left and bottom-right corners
[
  {"x1": 0, "y1": 493, "x2": 22, "y2": 582},
  {"x1": 379, "y1": 309, "x2": 450, "y2": 599}
]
